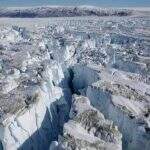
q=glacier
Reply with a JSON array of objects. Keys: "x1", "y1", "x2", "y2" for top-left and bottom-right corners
[{"x1": 0, "y1": 6, "x2": 149, "y2": 150}]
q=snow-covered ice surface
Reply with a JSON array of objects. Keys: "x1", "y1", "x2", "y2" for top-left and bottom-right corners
[
  {"x1": 0, "y1": 6, "x2": 150, "y2": 150},
  {"x1": 52, "y1": 95, "x2": 122, "y2": 150}
]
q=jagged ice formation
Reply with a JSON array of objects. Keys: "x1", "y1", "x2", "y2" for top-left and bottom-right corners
[{"x1": 0, "y1": 6, "x2": 149, "y2": 150}]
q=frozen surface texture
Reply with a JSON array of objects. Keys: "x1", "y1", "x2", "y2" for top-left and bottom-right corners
[
  {"x1": 0, "y1": 6, "x2": 149, "y2": 150},
  {"x1": 51, "y1": 95, "x2": 122, "y2": 150}
]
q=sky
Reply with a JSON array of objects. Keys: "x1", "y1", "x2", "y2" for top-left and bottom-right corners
[{"x1": 0, "y1": 0, "x2": 150, "y2": 7}]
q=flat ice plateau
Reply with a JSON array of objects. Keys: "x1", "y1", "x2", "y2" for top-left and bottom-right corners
[{"x1": 0, "y1": 6, "x2": 150, "y2": 150}]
